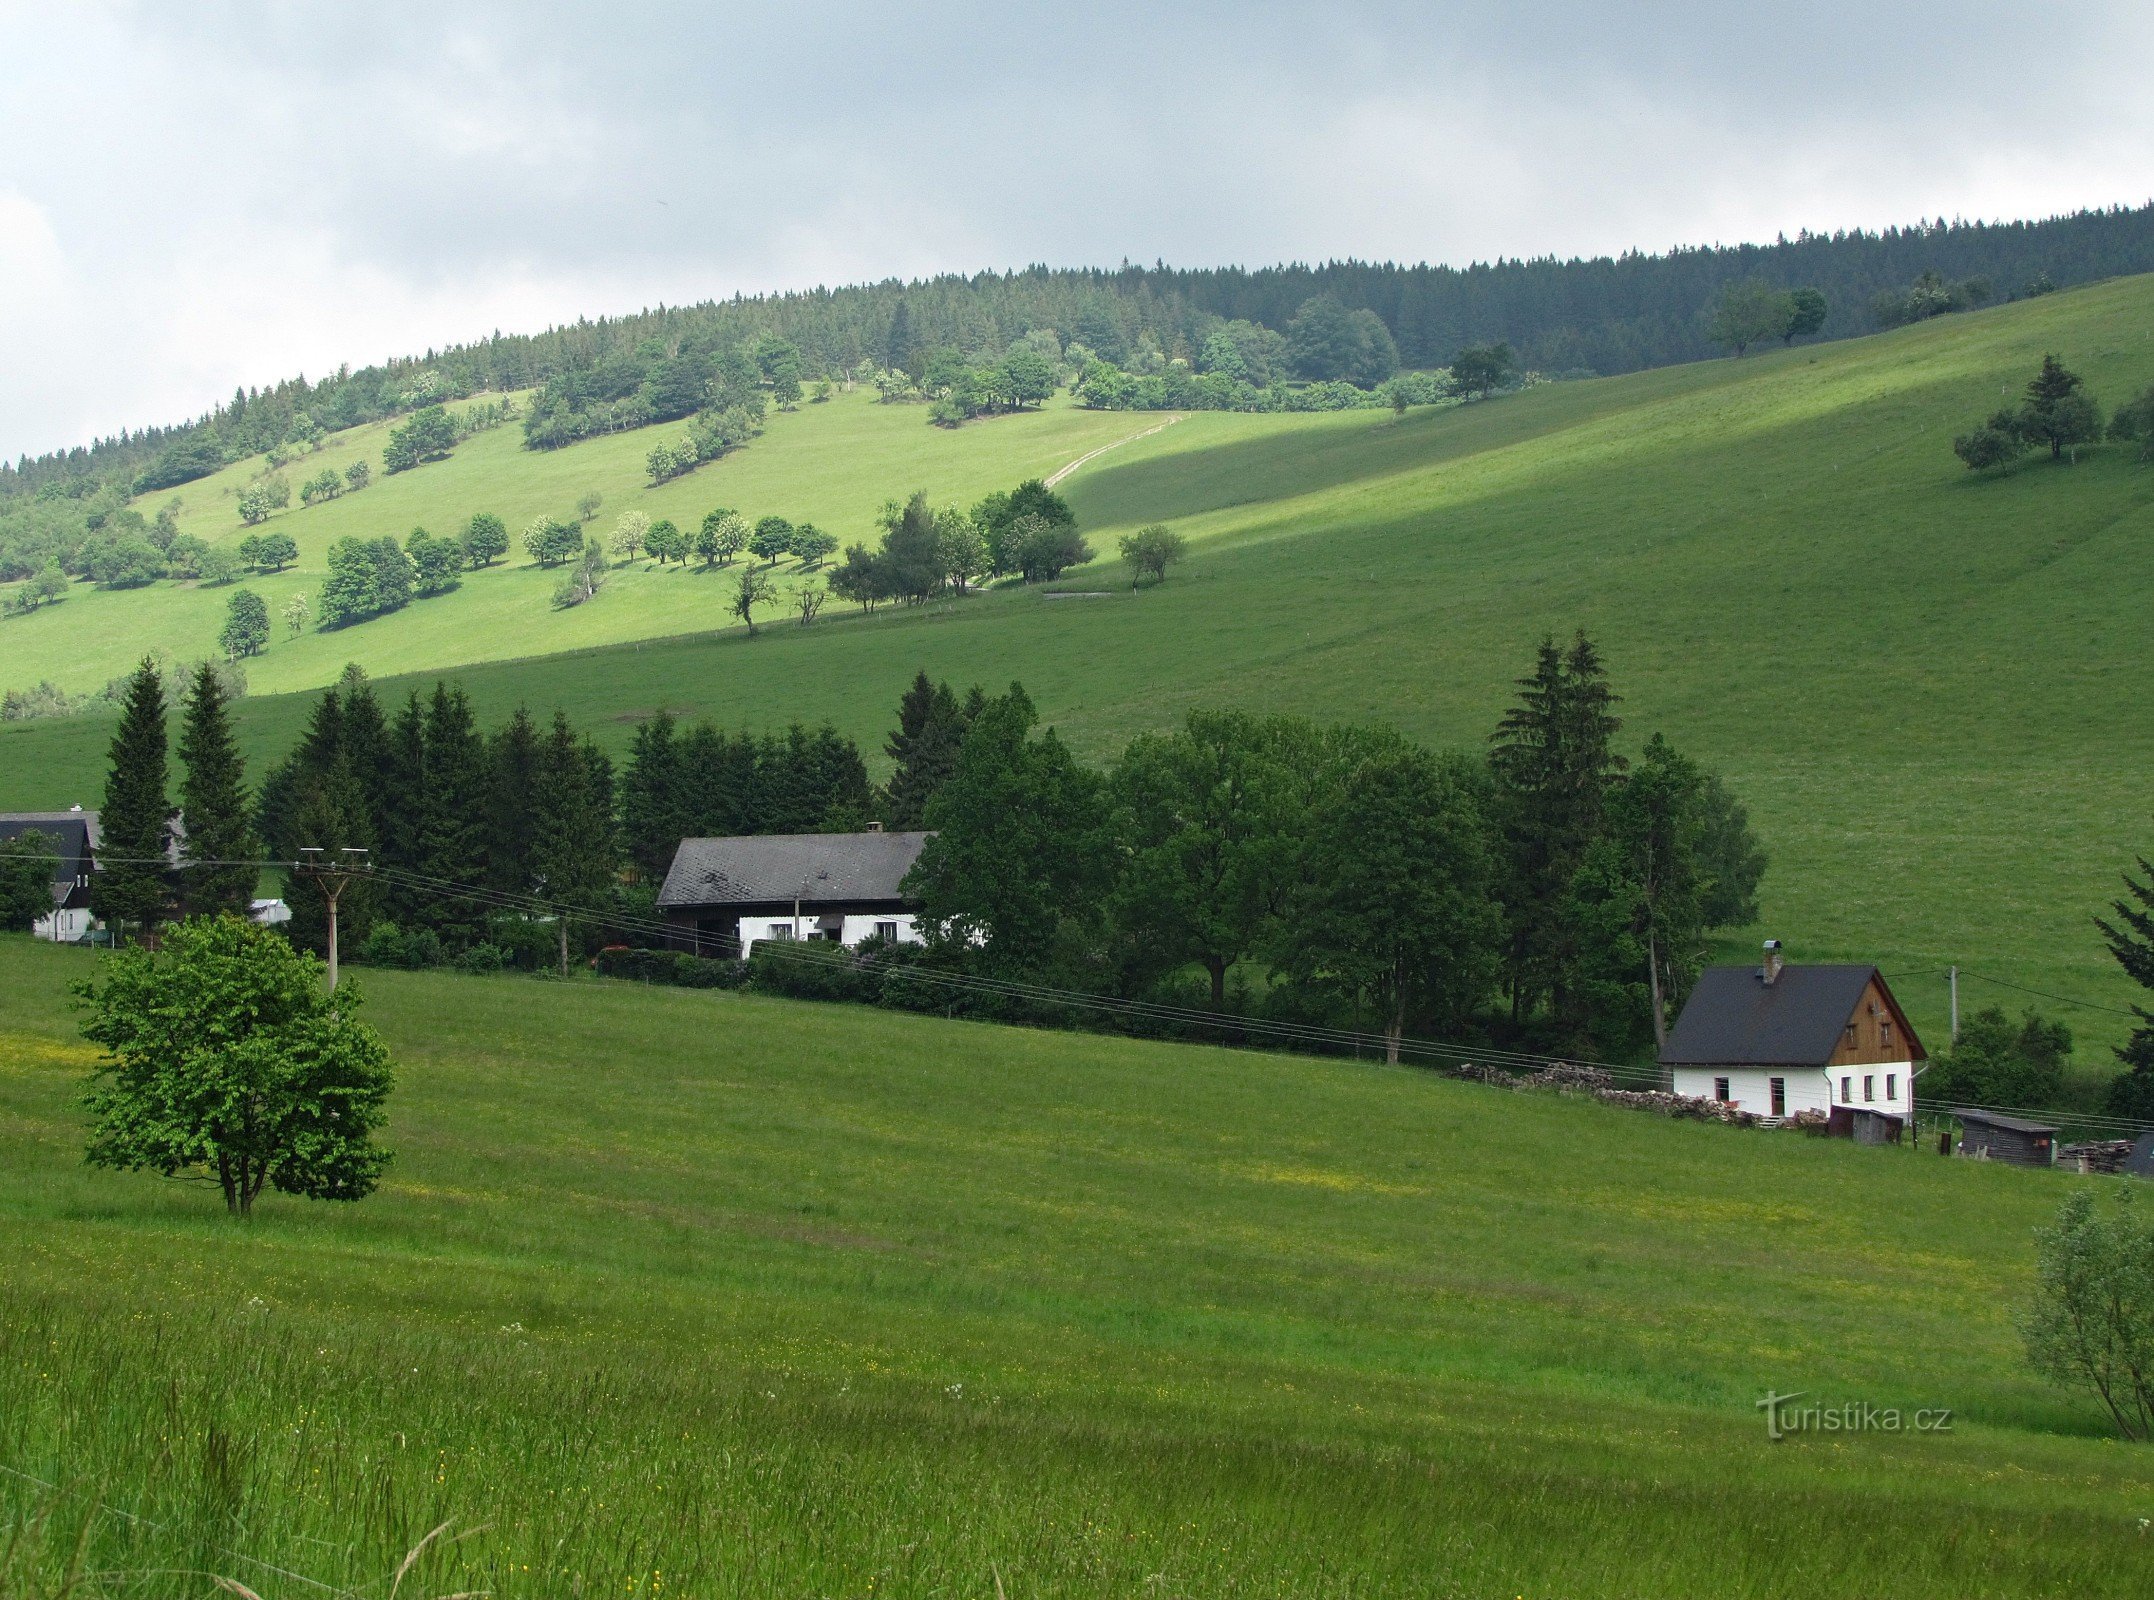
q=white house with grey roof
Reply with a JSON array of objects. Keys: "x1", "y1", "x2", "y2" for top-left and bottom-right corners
[
  {"x1": 655, "y1": 829, "x2": 932, "y2": 958},
  {"x1": 1658, "y1": 942, "x2": 1926, "y2": 1124},
  {"x1": 0, "y1": 807, "x2": 99, "y2": 942}
]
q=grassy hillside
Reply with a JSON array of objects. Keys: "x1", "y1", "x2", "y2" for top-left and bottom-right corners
[
  {"x1": 5, "y1": 278, "x2": 2154, "y2": 1055},
  {"x1": 2, "y1": 936, "x2": 2149, "y2": 1597}
]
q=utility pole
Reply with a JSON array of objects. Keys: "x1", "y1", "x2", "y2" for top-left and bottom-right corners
[
  {"x1": 1948, "y1": 965, "x2": 1960, "y2": 1044},
  {"x1": 295, "y1": 846, "x2": 369, "y2": 992}
]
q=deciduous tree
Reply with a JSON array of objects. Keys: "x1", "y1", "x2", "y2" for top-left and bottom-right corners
[{"x1": 78, "y1": 915, "x2": 395, "y2": 1217}]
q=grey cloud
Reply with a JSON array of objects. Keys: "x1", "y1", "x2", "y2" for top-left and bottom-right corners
[{"x1": 2, "y1": 2, "x2": 2150, "y2": 457}]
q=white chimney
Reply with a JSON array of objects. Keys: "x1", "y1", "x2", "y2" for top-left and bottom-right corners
[{"x1": 1761, "y1": 939, "x2": 1783, "y2": 986}]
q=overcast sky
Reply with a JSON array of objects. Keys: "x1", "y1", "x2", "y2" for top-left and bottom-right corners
[{"x1": 5, "y1": 0, "x2": 2151, "y2": 461}]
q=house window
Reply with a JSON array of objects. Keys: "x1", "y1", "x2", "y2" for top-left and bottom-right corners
[
  {"x1": 1841, "y1": 1075, "x2": 1852, "y2": 1102},
  {"x1": 1886, "y1": 1073, "x2": 1898, "y2": 1101},
  {"x1": 1863, "y1": 1074, "x2": 1875, "y2": 1103},
  {"x1": 766, "y1": 923, "x2": 795, "y2": 940},
  {"x1": 1714, "y1": 1077, "x2": 1730, "y2": 1102},
  {"x1": 1880, "y1": 1020, "x2": 1893, "y2": 1050},
  {"x1": 1845, "y1": 1022, "x2": 1857, "y2": 1046},
  {"x1": 875, "y1": 921, "x2": 899, "y2": 942},
  {"x1": 1770, "y1": 1078, "x2": 1786, "y2": 1118}
]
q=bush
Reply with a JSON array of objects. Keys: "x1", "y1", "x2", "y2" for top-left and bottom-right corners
[
  {"x1": 355, "y1": 922, "x2": 443, "y2": 969},
  {"x1": 593, "y1": 946, "x2": 746, "y2": 988},
  {"x1": 453, "y1": 942, "x2": 508, "y2": 975},
  {"x1": 745, "y1": 941, "x2": 887, "y2": 1004}
]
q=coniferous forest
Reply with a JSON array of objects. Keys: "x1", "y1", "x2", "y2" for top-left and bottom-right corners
[{"x1": 8, "y1": 204, "x2": 2152, "y2": 502}]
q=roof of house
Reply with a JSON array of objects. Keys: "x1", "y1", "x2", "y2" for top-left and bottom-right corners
[
  {"x1": 0, "y1": 811, "x2": 97, "y2": 903},
  {"x1": 1954, "y1": 1109, "x2": 2058, "y2": 1135},
  {"x1": 1660, "y1": 963, "x2": 1891, "y2": 1067},
  {"x1": 656, "y1": 831, "x2": 933, "y2": 909},
  {"x1": 0, "y1": 809, "x2": 99, "y2": 849}
]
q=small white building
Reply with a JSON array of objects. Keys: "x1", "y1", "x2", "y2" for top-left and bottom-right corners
[
  {"x1": 655, "y1": 829, "x2": 932, "y2": 959},
  {"x1": 1659, "y1": 943, "x2": 1927, "y2": 1125}
]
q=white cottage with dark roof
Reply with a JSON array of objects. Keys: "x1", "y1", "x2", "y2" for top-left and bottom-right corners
[
  {"x1": 1658, "y1": 941, "x2": 1926, "y2": 1123},
  {"x1": 0, "y1": 807, "x2": 99, "y2": 942},
  {"x1": 655, "y1": 829, "x2": 932, "y2": 958}
]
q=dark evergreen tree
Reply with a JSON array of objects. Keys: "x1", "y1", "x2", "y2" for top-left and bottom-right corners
[
  {"x1": 884, "y1": 676, "x2": 968, "y2": 827},
  {"x1": 1488, "y1": 633, "x2": 1625, "y2": 1036},
  {"x1": 621, "y1": 711, "x2": 689, "y2": 882},
  {"x1": 415, "y1": 684, "x2": 491, "y2": 945},
  {"x1": 175, "y1": 661, "x2": 258, "y2": 918},
  {"x1": 532, "y1": 711, "x2": 618, "y2": 974},
  {"x1": 92, "y1": 658, "x2": 172, "y2": 941},
  {"x1": 376, "y1": 693, "x2": 429, "y2": 927},
  {"x1": 487, "y1": 707, "x2": 543, "y2": 897},
  {"x1": 2018, "y1": 354, "x2": 2102, "y2": 461},
  {"x1": 2097, "y1": 858, "x2": 2154, "y2": 1120}
]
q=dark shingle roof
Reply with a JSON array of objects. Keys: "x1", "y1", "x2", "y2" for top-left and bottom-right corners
[
  {"x1": 1954, "y1": 1109, "x2": 2058, "y2": 1135},
  {"x1": 656, "y1": 831, "x2": 932, "y2": 909},
  {"x1": 0, "y1": 811, "x2": 97, "y2": 903},
  {"x1": 1659, "y1": 964, "x2": 1881, "y2": 1067}
]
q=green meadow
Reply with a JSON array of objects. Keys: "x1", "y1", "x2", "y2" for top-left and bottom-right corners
[
  {"x1": 5, "y1": 278, "x2": 2154, "y2": 1056},
  {"x1": 1, "y1": 935, "x2": 2150, "y2": 1597}
]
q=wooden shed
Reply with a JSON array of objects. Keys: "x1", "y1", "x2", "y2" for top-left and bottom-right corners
[{"x1": 1955, "y1": 1110, "x2": 2057, "y2": 1168}]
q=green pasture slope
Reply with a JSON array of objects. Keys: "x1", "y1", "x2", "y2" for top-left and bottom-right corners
[
  {"x1": 0, "y1": 937, "x2": 2149, "y2": 1597},
  {"x1": 5, "y1": 277, "x2": 2154, "y2": 1053}
]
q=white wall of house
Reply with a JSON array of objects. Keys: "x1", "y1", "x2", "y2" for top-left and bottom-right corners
[
  {"x1": 32, "y1": 908, "x2": 93, "y2": 943},
  {"x1": 1673, "y1": 1062, "x2": 1915, "y2": 1121},
  {"x1": 736, "y1": 912, "x2": 922, "y2": 959}
]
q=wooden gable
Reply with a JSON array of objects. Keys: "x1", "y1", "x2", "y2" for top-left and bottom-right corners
[{"x1": 1827, "y1": 972, "x2": 1925, "y2": 1065}]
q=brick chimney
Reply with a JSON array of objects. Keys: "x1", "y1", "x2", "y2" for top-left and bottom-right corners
[{"x1": 1761, "y1": 939, "x2": 1783, "y2": 986}]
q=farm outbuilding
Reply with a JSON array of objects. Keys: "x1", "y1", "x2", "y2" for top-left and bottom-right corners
[
  {"x1": 1658, "y1": 941, "x2": 1925, "y2": 1126},
  {"x1": 1955, "y1": 1110, "x2": 2057, "y2": 1168}
]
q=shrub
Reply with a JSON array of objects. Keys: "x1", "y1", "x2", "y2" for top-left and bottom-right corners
[
  {"x1": 593, "y1": 946, "x2": 746, "y2": 988},
  {"x1": 453, "y1": 942, "x2": 508, "y2": 975}
]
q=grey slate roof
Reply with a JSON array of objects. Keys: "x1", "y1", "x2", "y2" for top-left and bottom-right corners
[
  {"x1": 656, "y1": 831, "x2": 932, "y2": 909},
  {"x1": 1954, "y1": 1109, "x2": 2058, "y2": 1135},
  {"x1": 0, "y1": 811, "x2": 98, "y2": 907},
  {"x1": 1659, "y1": 963, "x2": 1882, "y2": 1067}
]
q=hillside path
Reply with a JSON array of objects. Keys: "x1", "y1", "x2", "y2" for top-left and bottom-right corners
[{"x1": 1043, "y1": 414, "x2": 1184, "y2": 489}]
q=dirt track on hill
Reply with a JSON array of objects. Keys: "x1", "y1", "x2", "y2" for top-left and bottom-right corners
[{"x1": 1043, "y1": 413, "x2": 1184, "y2": 489}]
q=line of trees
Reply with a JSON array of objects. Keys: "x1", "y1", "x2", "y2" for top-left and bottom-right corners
[
  {"x1": 881, "y1": 637, "x2": 1765, "y2": 1058},
  {"x1": 17, "y1": 203, "x2": 2147, "y2": 511}
]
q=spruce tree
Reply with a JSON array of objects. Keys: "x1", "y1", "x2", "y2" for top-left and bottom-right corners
[
  {"x1": 885, "y1": 680, "x2": 966, "y2": 827},
  {"x1": 93, "y1": 658, "x2": 173, "y2": 942},
  {"x1": 1489, "y1": 632, "x2": 1625, "y2": 1036},
  {"x1": 175, "y1": 661, "x2": 259, "y2": 918},
  {"x1": 377, "y1": 693, "x2": 429, "y2": 927},
  {"x1": 416, "y1": 684, "x2": 490, "y2": 946},
  {"x1": 487, "y1": 706, "x2": 543, "y2": 896},
  {"x1": 621, "y1": 711, "x2": 687, "y2": 880},
  {"x1": 532, "y1": 712, "x2": 618, "y2": 973},
  {"x1": 2097, "y1": 858, "x2": 2154, "y2": 1119}
]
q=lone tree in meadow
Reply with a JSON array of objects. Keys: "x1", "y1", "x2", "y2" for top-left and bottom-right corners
[
  {"x1": 1448, "y1": 342, "x2": 1515, "y2": 398},
  {"x1": 729, "y1": 565, "x2": 778, "y2": 635},
  {"x1": 219, "y1": 590, "x2": 270, "y2": 660},
  {"x1": 78, "y1": 915, "x2": 395, "y2": 1218},
  {"x1": 1706, "y1": 279, "x2": 1794, "y2": 357},
  {"x1": 2022, "y1": 1187, "x2": 2154, "y2": 1441},
  {"x1": 463, "y1": 512, "x2": 509, "y2": 567},
  {"x1": 2018, "y1": 354, "x2": 2102, "y2": 461},
  {"x1": 1783, "y1": 287, "x2": 1829, "y2": 344},
  {"x1": 1118, "y1": 524, "x2": 1187, "y2": 586}
]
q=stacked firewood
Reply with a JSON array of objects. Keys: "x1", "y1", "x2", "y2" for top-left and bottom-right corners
[
  {"x1": 2059, "y1": 1140, "x2": 2134, "y2": 1174},
  {"x1": 1590, "y1": 1087, "x2": 1762, "y2": 1127}
]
